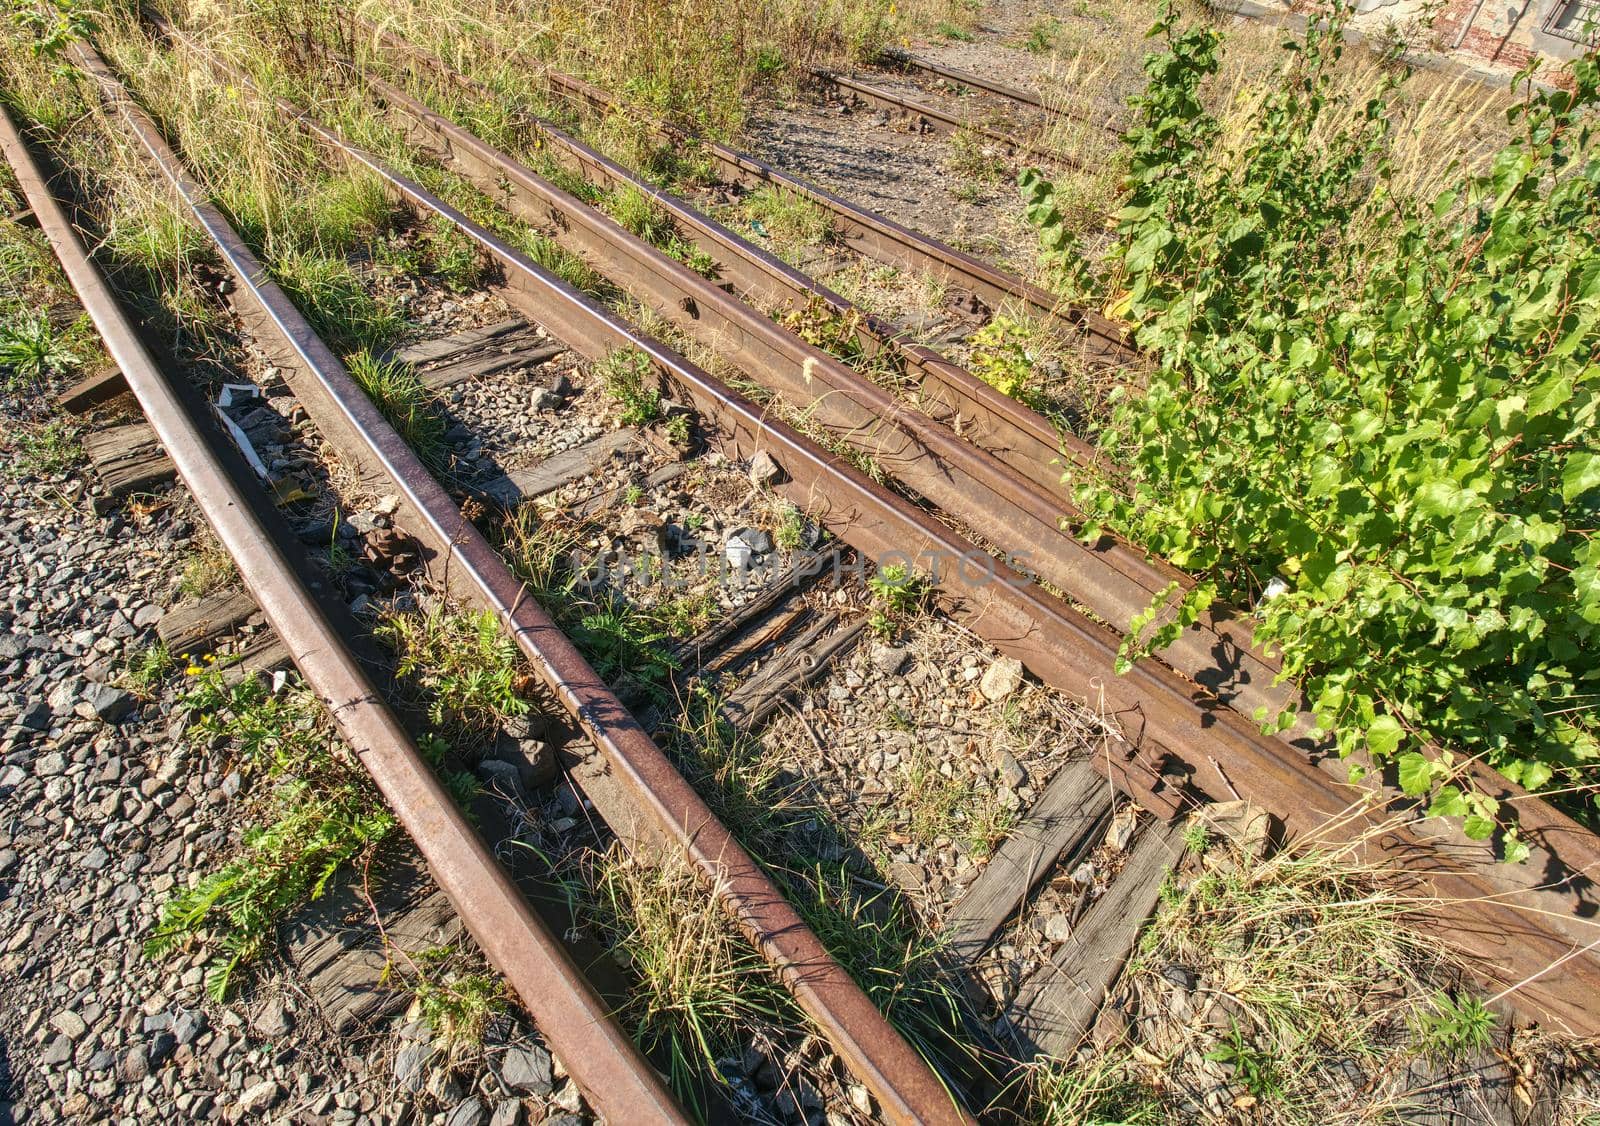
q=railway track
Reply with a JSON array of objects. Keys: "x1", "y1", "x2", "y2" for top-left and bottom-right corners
[
  {"x1": 326, "y1": 14, "x2": 1600, "y2": 1027},
  {"x1": 4, "y1": 9, "x2": 1599, "y2": 1122}
]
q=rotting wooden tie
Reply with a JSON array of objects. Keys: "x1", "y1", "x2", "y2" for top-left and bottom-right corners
[
  {"x1": 83, "y1": 421, "x2": 174, "y2": 511},
  {"x1": 388, "y1": 317, "x2": 566, "y2": 390},
  {"x1": 1005, "y1": 817, "x2": 1186, "y2": 1058},
  {"x1": 941, "y1": 756, "x2": 1114, "y2": 962}
]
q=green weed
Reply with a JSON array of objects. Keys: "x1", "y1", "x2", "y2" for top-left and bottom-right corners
[
  {"x1": 0, "y1": 312, "x2": 80, "y2": 390},
  {"x1": 1413, "y1": 991, "x2": 1497, "y2": 1059},
  {"x1": 597, "y1": 347, "x2": 662, "y2": 426},
  {"x1": 346, "y1": 351, "x2": 446, "y2": 468},
  {"x1": 146, "y1": 666, "x2": 392, "y2": 1000},
  {"x1": 376, "y1": 606, "x2": 532, "y2": 738}
]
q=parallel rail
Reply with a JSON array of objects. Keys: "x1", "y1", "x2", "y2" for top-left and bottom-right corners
[
  {"x1": 159, "y1": 25, "x2": 1600, "y2": 1033},
  {"x1": 344, "y1": 24, "x2": 1600, "y2": 1008},
  {"x1": 70, "y1": 33, "x2": 974, "y2": 1125},
  {"x1": 0, "y1": 100, "x2": 686, "y2": 1124},
  {"x1": 347, "y1": 12, "x2": 1133, "y2": 356}
]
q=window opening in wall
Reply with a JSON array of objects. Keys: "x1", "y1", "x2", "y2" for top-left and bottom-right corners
[{"x1": 1543, "y1": 0, "x2": 1600, "y2": 44}]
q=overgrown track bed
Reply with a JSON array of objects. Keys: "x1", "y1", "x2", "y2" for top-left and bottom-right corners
[
  {"x1": 0, "y1": 95, "x2": 687, "y2": 1125},
  {"x1": 8, "y1": 8, "x2": 1600, "y2": 1121},
  {"x1": 135, "y1": 0, "x2": 1600, "y2": 1035},
  {"x1": 327, "y1": 14, "x2": 1600, "y2": 1036},
  {"x1": 52, "y1": 28, "x2": 977, "y2": 1126}
]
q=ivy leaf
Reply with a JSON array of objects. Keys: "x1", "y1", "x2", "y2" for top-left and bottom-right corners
[{"x1": 1396, "y1": 750, "x2": 1432, "y2": 795}]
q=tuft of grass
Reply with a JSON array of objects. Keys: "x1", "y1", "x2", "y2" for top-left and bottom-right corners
[
  {"x1": 596, "y1": 347, "x2": 662, "y2": 426},
  {"x1": 1059, "y1": 829, "x2": 1490, "y2": 1123},
  {"x1": 376, "y1": 605, "x2": 532, "y2": 739},
  {"x1": 1025, "y1": 1053, "x2": 1166, "y2": 1126},
  {"x1": 740, "y1": 185, "x2": 834, "y2": 247},
  {"x1": 409, "y1": 947, "x2": 507, "y2": 1059},
  {"x1": 272, "y1": 249, "x2": 402, "y2": 356},
  {"x1": 420, "y1": 214, "x2": 487, "y2": 292},
  {"x1": 0, "y1": 312, "x2": 80, "y2": 391},
  {"x1": 946, "y1": 126, "x2": 1007, "y2": 182},
  {"x1": 177, "y1": 540, "x2": 238, "y2": 600},
  {"x1": 146, "y1": 666, "x2": 392, "y2": 1000},
  {"x1": 2, "y1": 420, "x2": 81, "y2": 479},
  {"x1": 122, "y1": 642, "x2": 176, "y2": 700},
  {"x1": 773, "y1": 502, "x2": 804, "y2": 551},
  {"x1": 346, "y1": 351, "x2": 447, "y2": 469},
  {"x1": 1025, "y1": 16, "x2": 1062, "y2": 53},
  {"x1": 586, "y1": 846, "x2": 798, "y2": 1107}
]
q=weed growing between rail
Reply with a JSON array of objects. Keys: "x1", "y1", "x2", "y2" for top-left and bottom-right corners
[
  {"x1": 1023, "y1": 3, "x2": 1600, "y2": 836},
  {"x1": 1014, "y1": 817, "x2": 1532, "y2": 1123},
  {"x1": 144, "y1": 666, "x2": 397, "y2": 1000}
]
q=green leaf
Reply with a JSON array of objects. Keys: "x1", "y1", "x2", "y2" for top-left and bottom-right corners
[
  {"x1": 1562, "y1": 451, "x2": 1600, "y2": 503},
  {"x1": 1462, "y1": 813, "x2": 1496, "y2": 840},
  {"x1": 1396, "y1": 750, "x2": 1432, "y2": 796},
  {"x1": 1369, "y1": 716, "x2": 1406, "y2": 759},
  {"x1": 1427, "y1": 785, "x2": 1469, "y2": 818}
]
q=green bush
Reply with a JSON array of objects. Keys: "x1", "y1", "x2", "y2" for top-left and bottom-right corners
[{"x1": 1023, "y1": 2, "x2": 1600, "y2": 841}]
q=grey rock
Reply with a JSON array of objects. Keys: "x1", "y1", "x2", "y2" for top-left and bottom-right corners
[
  {"x1": 34, "y1": 751, "x2": 67, "y2": 777},
  {"x1": 18, "y1": 701, "x2": 50, "y2": 731},
  {"x1": 120, "y1": 1045, "x2": 150, "y2": 1083},
  {"x1": 1162, "y1": 963, "x2": 1198, "y2": 992},
  {"x1": 445, "y1": 1098, "x2": 487, "y2": 1126},
  {"x1": 254, "y1": 998, "x2": 294, "y2": 1038},
  {"x1": 47, "y1": 678, "x2": 80, "y2": 715},
  {"x1": 499, "y1": 1045, "x2": 552, "y2": 1095},
  {"x1": 476, "y1": 758, "x2": 525, "y2": 803},
  {"x1": 85, "y1": 683, "x2": 133, "y2": 723},
  {"x1": 870, "y1": 644, "x2": 910, "y2": 676},
  {"x1": 40, "y1": 1035, "x2": 72, "y2": 1066},
  {"x1": 979, "y1": 657, "x2": 1025, "y2": 702},
  {"x1": 999, "y1": 752, "x2": 1028, "y2": 791},
  {"x1": 394, "y1": 1042, "x2": 432, "y2": 1092},
  {"x1": 1043, "y1": 913, "x2": 1073, "y2": 943},
  {"x1": 237, "y1": 1079, "x2": 282, "y2": 1114},
  {"x1": 748, "y1": 449, "x2": 785, "y2": 487},
  {"x1": 529, "y1": 387, "x2": 562, "y2": 412},
  {"x1": 172, "y1": 1009, "x2": 206, "y2": 1046},
  {"x1": 488, "y1": 1100, "x2": 523, "y2": 1126},
  {"x1": 147, "y1": 1030, "x2": 177, "y2": 1069},
  {"x1": 0, "y1": 848, "x2": 16, "y2": 877},
  {"x1": 50, "y1": 1010, "x2": 87, "y2": 1040}
]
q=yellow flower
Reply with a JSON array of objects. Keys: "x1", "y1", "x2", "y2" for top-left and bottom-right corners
[{"x1": 184, "y1": 665, "x2": 202, "y2": 676}]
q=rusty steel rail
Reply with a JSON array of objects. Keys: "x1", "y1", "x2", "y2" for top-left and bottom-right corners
[
  {"x1": 347, "y1": 13, "x2": 1133, "y2": 359},
  {"x1": 875, "y1": 47, "x2": 1125, "y2": 139},
  {"x1": 344, "y1": 24, "x2": 1600, "y2": 957},
  {"x1": 166, "y1": 27, "x2": 1600, "y2": 1034},
  {"x1": 354, "y1": 28, "x2": 1112, "y2": 481},
  {"x1": 73, "y1": 33, "x2": 976, "y2": 1124},
  {"x1": 0, "y1": 100, "x2": 686, "y2": 1123},
  {"x1": 808, "y1": 68, "x2": 1068, "y2": 168}
]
